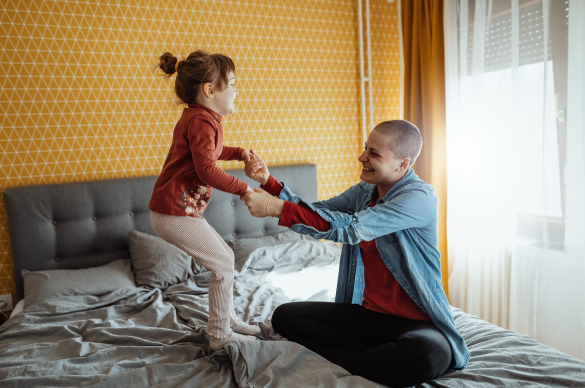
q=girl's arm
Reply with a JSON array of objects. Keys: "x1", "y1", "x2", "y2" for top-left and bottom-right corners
[
  {"x1": 189, "y1": 117, "x2": 248, "y2": 195},
  {"x1": 218, "y1": 146, "x2": 247, "y2": 161}
]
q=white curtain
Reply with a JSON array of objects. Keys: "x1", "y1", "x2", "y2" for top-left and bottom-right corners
[{"x1": 444, "y1": 0, "x2": 585, "y2": 361}]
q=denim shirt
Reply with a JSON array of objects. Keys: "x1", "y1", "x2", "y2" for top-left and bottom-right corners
[{"x1": 277, "y1": 168, "x2": 470, "y2": 369}]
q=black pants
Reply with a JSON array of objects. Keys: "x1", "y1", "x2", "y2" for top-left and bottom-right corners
[{"x1": 272, "y1": 302, "x2": 452, "y2": 387}]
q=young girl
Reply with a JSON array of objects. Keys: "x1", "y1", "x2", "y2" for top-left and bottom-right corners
[{"x1": 148, "y1": 50, "x2": 261, "y2": 350}]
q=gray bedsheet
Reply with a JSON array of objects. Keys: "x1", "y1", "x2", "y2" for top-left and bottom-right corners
[
  {"x1": 1, "y1": 240, "x2": 584, "y2": 387},
  {"x1": 0, "y1": 241, "x2": 378, "y2": 388},
  {"x1": 419, "y1": 307, "x2": 585, "y2": 387}
]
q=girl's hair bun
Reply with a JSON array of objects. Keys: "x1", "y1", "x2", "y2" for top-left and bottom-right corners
[
  {"x1": 156, "y1": 52, "x2": 178, "y2": 78},
  {"x1": 155, "y1": 49, "x2": 236, "y2": 105}
]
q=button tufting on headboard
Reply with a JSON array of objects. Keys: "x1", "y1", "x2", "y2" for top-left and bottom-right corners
[{"x1": 4, "y1": 164, "x2": 318, "y2": 300}]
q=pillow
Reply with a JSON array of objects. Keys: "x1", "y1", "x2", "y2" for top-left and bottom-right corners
[
  {"x1": 22, "y1": 259, "x2": 136, "y2": 309},
  {"x1": 128, "y1": 229, "x2": 206, "y2": 289},
  {"x1": 227, "y1": 230, "x2": 316, "y2": 271}
]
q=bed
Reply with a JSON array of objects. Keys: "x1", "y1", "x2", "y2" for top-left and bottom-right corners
[{"x1": 1, "y1": 164, "x2": 584, "y2": 388}]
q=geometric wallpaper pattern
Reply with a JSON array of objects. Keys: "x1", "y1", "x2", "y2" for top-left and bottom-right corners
[{"x1": 0, "y1": 0, "x2": 400, "y2": 305}]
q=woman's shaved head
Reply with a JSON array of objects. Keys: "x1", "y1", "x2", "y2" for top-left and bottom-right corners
[{"x1": 373, "y1": 120, "x2": 422, "y2": 167}]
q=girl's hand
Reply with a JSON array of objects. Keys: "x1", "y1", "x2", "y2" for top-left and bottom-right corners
[
  {"x1": 244, "y1": 150, "x2": 270, "y2": 186},
  {"x1": 240, "y1": 188, "x2": 284, "y2": 218},
  {"x1": 246, "y1": 185, "x2": 254, "y2": 193},
  {"x1": 241, "y1": 149, "x2": 252, "y2": 162}
]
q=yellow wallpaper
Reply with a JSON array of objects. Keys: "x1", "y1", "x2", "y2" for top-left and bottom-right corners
[{"x1": 0, "y1": 0, "x2": 400, "y2": 305}]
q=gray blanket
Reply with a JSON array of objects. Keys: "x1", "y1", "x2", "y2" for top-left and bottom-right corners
[{"x1": 1, "y1": 240, "x2": 584, "y2": 387}]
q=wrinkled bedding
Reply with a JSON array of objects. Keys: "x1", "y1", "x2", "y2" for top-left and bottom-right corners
[
  {"x1": 1, "y1": 240, "x2": 584, "y2": 387},
  {"x1": 420, "y1": 307, "x2": 585, "y2": 387},
  {"x1": 0, "y1": 241, "x2": 378, "y2": 388}
]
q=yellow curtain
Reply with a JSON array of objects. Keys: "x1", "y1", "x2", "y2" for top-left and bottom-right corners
[{"x1": 400, "y1": 0, "x2": 449, "y2": 298}]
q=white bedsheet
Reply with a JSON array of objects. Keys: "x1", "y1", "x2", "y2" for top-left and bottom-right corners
[
  {"x1": 238, "y1": 240, "x2": 341, "y2": 304},
  {"x1": 9, "y1": 299, "x2": 24, "y2": 318}
]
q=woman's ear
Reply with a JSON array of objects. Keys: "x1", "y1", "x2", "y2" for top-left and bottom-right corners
[{"x1": 398, "y1": 158, "x2": 410, "y2": 172}]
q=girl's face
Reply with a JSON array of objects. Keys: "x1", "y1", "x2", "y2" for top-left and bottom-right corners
[{"x1": 210, "y1": 71, "x2": 238, "y2": 117}]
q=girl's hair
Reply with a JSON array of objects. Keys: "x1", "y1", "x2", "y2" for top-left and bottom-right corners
[{"x1": 155, "y1": 50, "x2": 235, "y2": 105}]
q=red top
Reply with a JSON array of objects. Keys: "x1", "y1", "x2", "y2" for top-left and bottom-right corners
[
  {"x1": 263, "y1": 175, "x2": 431, "y2": 322},
  {"x1": 149, "y1": 104, "x2": 248, "y2": 218}
]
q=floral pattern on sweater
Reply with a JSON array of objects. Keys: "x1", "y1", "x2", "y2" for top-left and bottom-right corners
[{"x1": 179, "y1": 184, "x2": 211, "y2": 218}]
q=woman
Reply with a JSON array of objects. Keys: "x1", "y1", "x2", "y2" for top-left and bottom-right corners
[{"x1": 241, "y1": 120, "x2": 469, "y2": 387}]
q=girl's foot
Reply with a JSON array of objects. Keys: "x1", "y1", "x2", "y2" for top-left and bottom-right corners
[
  {"x1": 231, "y1": 321, "x2": 262, "y2": 336},
  {"x1": 210, "y1": 332, "x2": 257, "y2": 351}
]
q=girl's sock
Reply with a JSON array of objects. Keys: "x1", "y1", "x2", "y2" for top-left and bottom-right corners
[
  {"x1": 210, "y1": 332, "x2": 257, "y2": 351},
  {"x1": 231, "y1": 321, "x2": 262, "y2": 336}
]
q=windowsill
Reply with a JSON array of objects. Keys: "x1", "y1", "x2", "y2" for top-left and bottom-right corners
[{"x1": 516, "y1": 213, "x2": 565, "y2": 251}]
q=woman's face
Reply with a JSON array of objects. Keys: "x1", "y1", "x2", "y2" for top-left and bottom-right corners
[{"x1": 358, "y1": 130, "x2": 409, "y2": 187}]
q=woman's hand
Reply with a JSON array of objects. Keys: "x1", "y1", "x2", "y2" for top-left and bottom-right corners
[
  {"x1": 240, "y1": 188, "x2": 284, "y2": 218},
  {"x1": 244, "y1": 150, "x2": 270, "y2": 186}
]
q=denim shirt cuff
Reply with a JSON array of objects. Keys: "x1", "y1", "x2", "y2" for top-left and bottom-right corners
[{"x1": 278, "y1": 183, "x2": 302, "y2": 204}]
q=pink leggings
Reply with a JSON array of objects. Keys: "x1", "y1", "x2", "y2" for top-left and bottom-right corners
[{"x1": 150, "y1": 211, "x2": 239, "y2": 339}]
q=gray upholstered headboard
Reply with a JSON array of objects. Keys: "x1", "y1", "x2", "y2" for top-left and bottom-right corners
[{"x1": 4, "y1": 164, "x2": 318, "y2": 300}]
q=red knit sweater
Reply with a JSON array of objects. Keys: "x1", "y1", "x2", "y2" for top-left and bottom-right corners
[
  {"x1": 149, "y1": 104, "x2": 248, "y2": 218},
  {"x1": 263, "y1": 175, "x2": 431, "y2": 322}
]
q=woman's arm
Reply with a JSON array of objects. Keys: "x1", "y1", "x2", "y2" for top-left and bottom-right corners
[
  {"x1": 241, "y1": 158, "x2": 330, "y2": 231},
  {"x1": 290, "y1": 187, "x2": 437, "y2": 245},
  {"x1": 247, "y1": 172, "x2": 437, "y2": 245},
  {"x1": 260, "y1": 176, "x2": 330, "y2": 231},
  {"x1": 244, "y1": 155, "x2": 355, "y2": 214},
  {"x1": 261, "y1": 175, "x2": 284, "y2": 197},
  {"x1": 243, "y1": 153, "x2": 435, "y2": 240},
  {"x1": 242, "y1": 188, "x2": 330, "y2": 232}
]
